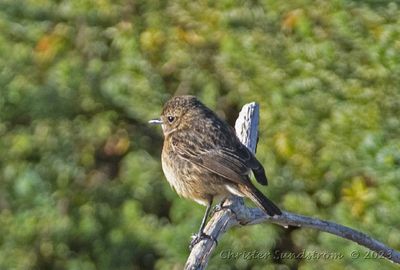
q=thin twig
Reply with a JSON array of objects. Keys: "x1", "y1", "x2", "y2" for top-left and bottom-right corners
[{"x1": 184, "y1": 102, "x2": 400, "y2": 269}]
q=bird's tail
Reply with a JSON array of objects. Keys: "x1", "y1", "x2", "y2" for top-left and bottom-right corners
[{"x1": 239, "y1": 184, "x2": 282, "y2": 216}]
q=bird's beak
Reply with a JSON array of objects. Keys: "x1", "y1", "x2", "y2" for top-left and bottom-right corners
[{"x1": 148, "y1": 118, "x2": 163, "y2": 125}]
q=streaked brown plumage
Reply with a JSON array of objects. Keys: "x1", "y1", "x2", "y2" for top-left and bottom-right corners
[{"x1": 150, "y1": 95, "x2": 281, "y2": 248}]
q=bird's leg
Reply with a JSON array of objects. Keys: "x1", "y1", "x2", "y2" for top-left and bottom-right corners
[{"x1": 189, "y1": 198, "x2": 217, "y2": 250}]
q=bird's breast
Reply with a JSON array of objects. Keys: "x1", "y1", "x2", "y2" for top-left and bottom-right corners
[
  {"x1": 161, "y1": 152, "x2": 178, "y2": 189},
  {"x1": 161, "y1": 146, "x2": 220, "y2": 206},
  {"x1": 161, "y1": 148, "x2": 193, "y2": 199}
]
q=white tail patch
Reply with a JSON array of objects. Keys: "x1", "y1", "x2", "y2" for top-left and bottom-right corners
[{"x1": 225, "y1": 185, "x2": 244, "y2": 197}]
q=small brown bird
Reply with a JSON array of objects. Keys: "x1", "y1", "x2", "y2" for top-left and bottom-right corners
[{"x1": 150, "y1": 95, "x2": 281, "y2": 248}]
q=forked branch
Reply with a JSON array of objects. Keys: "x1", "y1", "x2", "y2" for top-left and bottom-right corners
[{"x1": 184, "y1": 102, "x2": 400, "y2": 269}]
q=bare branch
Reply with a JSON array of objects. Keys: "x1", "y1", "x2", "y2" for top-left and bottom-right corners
[
  {"x1": 184, "y1": 102, "x2": 400, "y2": 269},
  {"x1": 234, "y1": 102, "x2": 260, "y2": 152}
]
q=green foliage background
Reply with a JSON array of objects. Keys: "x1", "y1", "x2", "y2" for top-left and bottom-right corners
[{"x1": 1, "y1": 0, "x2": 399, "y2": 269}]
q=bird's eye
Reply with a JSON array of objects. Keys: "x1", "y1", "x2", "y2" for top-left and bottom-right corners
[{"x1": 167, "y1": 116, "x2": 175, "y2": 123}]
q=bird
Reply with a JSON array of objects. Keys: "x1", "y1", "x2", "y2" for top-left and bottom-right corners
[{"x1": 149, "y1": 95, "x2": 281, "y2": 249}]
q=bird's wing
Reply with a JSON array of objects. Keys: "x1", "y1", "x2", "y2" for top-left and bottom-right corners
[
  {"x1": 172, "y1": 136, "x2": 268, "y2": 186},
  {"x1": 229, "y1": 141, "x2": 268, "y2": 185}
]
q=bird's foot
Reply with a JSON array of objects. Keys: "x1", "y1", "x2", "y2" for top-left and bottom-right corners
[
  {"x1": 210, "y1": 201, "x2": 227, "y2": 217},
  {"x1": 189, "y1": 232, "x2": 218, "y2": 250}
]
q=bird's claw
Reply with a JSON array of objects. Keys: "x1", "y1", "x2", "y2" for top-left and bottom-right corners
[
  {"x1": 189, "y1": 232, "x2": 218, "y2": 250},
  {"x1": 210, "y1": 201, "x2": 226, "y2": 217}
]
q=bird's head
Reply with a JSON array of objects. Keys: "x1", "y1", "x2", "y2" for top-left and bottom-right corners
[{"x1": 149, "y1": 95, "x2": 202, "y2": 137}]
